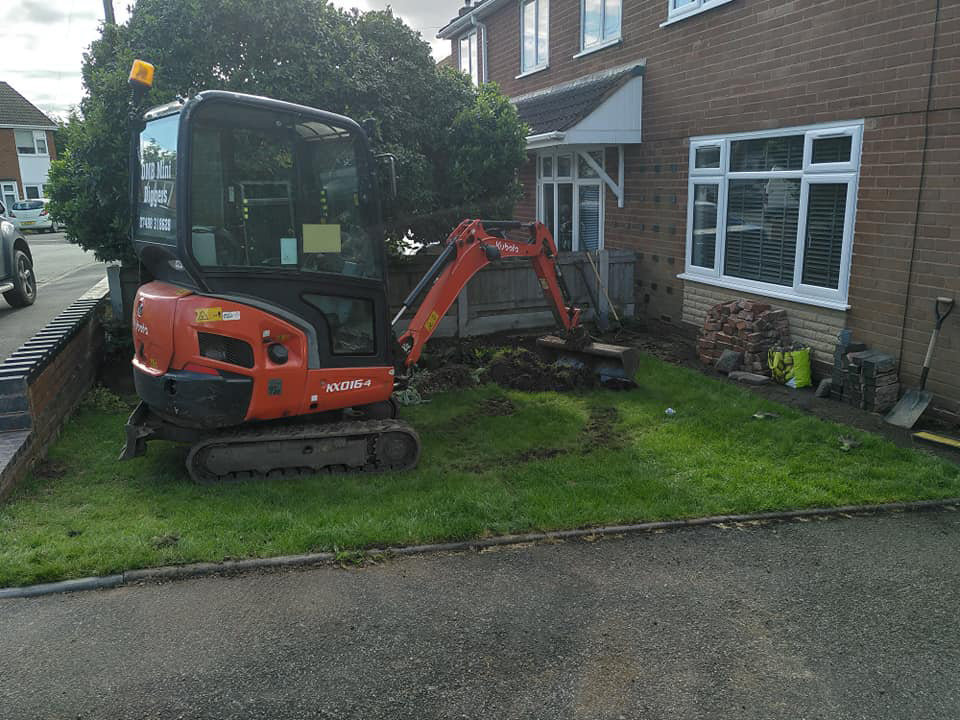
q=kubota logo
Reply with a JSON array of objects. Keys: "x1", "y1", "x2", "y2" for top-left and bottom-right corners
[
  {"x1": 495, "y1": 240, "x2": 521, "y2": 255},
  {"x1": 325, "y1": 379, "x2": 373, "y2": 393}
]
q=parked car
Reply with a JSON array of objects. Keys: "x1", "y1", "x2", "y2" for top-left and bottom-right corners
[
  {"x1": 9, "y1": 198, "x2": 59, "y2": 233},
  {"x1": 0, "y1": 200, "x2": 37, "y2": 307}
]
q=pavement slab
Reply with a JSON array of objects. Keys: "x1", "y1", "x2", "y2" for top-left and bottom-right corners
[{"x1": 1, "y1": 510, "x2": 959, "y2": 719}]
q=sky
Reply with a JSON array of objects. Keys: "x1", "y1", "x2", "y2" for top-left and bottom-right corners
[{"x1": 0, "y1": 0, "x2": 459, "y2": 120}]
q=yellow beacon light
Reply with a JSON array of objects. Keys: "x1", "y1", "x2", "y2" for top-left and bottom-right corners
[{"x1": 129, "y1": 59, "x2": 155, "y2": 89}]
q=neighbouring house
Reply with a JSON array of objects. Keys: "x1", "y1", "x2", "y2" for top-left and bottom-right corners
[
  {"x1": 439, "y1": 0, "x2": 959, "y2": 413},
  {"x1": 0, "y1": 82, "x2": 58, "y2": 209}
]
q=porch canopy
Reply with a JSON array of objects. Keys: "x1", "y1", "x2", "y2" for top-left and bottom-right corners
[{"x1": 513, "y1": 61, "x2": 645, "y2": 208}]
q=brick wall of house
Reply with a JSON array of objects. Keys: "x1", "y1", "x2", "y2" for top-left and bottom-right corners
[
  {"x1": 0, "y1": 129, "x2": 24, "y2": 196},
  {"x1": 447, "y1": 0, "x2": 958, "y2": 410}
]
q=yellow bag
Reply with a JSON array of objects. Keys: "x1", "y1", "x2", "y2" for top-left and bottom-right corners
[{"x1": 768, "y1": 347, "x2": 813, "y2": 389}]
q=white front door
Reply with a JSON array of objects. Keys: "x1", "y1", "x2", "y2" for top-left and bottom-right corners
[{"x1": 1, "y1": 181, "x2": 18, "y2": 213}]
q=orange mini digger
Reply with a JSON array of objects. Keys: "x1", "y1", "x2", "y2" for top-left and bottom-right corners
[{"x1": 120, "y1": 60, "x2": 637, "y2": 481}]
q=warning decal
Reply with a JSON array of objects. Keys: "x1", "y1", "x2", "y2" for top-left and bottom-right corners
[
  {"x1": 424, "y1": 311, "x2": 440, "y2": 333},
  {"x1": 195, "y1": 307, "x2": 223, "y2": 322}
]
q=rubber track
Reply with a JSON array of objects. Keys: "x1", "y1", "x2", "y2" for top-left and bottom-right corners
[{"x1": 185, "y1": 418, "x2": 421, "y2": 483}]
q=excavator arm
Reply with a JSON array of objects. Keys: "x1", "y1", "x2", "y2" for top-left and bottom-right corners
[{"x1": 393, "y1": 220, "x2": 583, "y2": 368}]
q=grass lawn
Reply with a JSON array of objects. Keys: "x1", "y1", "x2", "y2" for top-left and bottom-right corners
[{"x1": 1, "y1": 353, "x2": 958, "y2": 587}]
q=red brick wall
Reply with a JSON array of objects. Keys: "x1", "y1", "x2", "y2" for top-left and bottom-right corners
[
  {"x1": 0, "y1": 129, "x2": 24, "y2": 197},
  {"x1": 464, "y1": 0, "x2": 958, "y2": 410}
]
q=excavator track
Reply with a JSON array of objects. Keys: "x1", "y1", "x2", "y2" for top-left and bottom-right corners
[{"x1": 185, "y1": 418, "x2": 421, "y2": 483}]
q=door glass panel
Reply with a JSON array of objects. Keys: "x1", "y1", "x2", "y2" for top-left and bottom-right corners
[
  {"x1": 691, "y1": 184, "x2": 718, "y2": 269},
  {"x1": 302, "y1": 294, "x2": 376, "y2": 355},
  {"x1": 557, "y1": 183, "x2": 573, "y2": 251},
  {"x1": 577, "y1": 150, "x2": 603, "y2": 178},
  {"x1": 578, "y1": 185, "x2": 601, "y2": 252},
  {"x1": 542, "y1": 183, "x2": 555, "y2": 239}
]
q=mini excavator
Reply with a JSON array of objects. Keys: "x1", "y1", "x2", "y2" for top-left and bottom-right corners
[{"x1": 120, "y1": 60, "x2": 638, "y2": 482}]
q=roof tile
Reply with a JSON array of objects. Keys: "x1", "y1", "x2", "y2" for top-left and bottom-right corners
[{"x1": 0, "y1": 82, "x2": 56, "y2": 128}]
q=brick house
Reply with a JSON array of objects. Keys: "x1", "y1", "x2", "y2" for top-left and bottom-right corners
[
  {"x1": 0, "y1": 82, "x2": 58, "y2": 210},
  {"x1": 439, "y1": 0, "x2": 959, "y2": 412}
]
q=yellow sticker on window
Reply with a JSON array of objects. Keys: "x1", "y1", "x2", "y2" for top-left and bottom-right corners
[
  {"x1": 424, "y1": 310, "x2": 440, "y2": 333},
  {"x1": 195, "y1": 307, "x2": 222, "y2": 322},
  {"x1": 303, "y1": 224, "x2": 342, "y2": 253}
]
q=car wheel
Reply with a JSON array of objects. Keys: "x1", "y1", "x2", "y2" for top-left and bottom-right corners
[{"x1": 4, "y1": 249, "x2": 37, "y2": 307}]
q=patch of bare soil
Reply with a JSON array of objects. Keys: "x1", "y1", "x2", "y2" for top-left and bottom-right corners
[
  {"x1": 581, "y1": 407, "x2": 626, "y2": 453},
  {"x1": 486, "y1": 349, "x2": 596, "y2": 392},
  {"x1": 480, "y1": 396, "x2": 515, "y2": 417},
  {"x1": 33, "y1": 459, "x2": 68, "y2": 479},
  {"x1": 414, "y1": 364, "x2": 477, "y2": 395}
]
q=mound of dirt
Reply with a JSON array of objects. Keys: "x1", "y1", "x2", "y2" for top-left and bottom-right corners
[
  {"x1": 486, "y1": 349, "x2": 596, "y2": 392},
  {"x1": 480, "y1": 396, "x2": 515, "y2": 416},
  {"x1": 412, "y1": 364, "x2": 477, "y2": 395}
]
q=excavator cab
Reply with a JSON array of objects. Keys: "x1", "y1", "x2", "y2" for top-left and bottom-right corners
[{"x1": 134, "y1": 91, "x2": 393, "y2": 374}]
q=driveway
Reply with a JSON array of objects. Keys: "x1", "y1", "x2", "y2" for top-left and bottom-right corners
[
  {"x1": 0, "y1": 231, "x2": 106, "y2": 361},
  {"x1": 1, "y1": 510, "x2": 958, "y2": 719}
]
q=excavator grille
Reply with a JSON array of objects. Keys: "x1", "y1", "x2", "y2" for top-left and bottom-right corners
[{"x1": 197, "y1": 332, "x2": 255, "y2": 369}]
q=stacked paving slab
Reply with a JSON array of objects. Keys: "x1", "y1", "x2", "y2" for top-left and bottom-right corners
[
  {"x1": 831, "y1": 335, "x2": 899, "y2": 413},
  {"x1": 699, "y1": 300, "x2": 791, "y2": 375}
]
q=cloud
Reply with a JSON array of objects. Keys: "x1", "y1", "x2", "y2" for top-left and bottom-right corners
[{"x1": 3, "y1": 0, "x2": 97, "y2": 25}]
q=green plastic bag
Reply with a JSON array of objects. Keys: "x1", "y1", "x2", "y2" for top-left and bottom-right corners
[{"x1": 768, "y1": 347, "x2": 813, "y2": 389}]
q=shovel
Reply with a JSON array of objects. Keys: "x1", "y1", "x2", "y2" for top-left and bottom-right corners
[{"x1": 885, "y1": 296, "x2": 955, "y2": 428}]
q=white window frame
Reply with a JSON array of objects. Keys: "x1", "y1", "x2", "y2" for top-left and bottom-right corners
[
  {"x1": 579, "y1": 0, "x2": 622, "y2": 55},
  {"x1": 24, "y1": 184, "x2": 44, "y2": 200},
  {"x1": 459, "y1": 30, "x2": 480, "y2": 85},
  {"x1": 681, "y1": 121, "x2": 864, "y2": 311},
  {"x1": 536, "y1": 147, "x2": 606, "y2": 252},
  {"x1": 519, "y1": 0, "x2": 549, "y2": 77},
  {"x1": 1, "y1": 181, "x2": 19, "y2": 210},
  {"x1": 663, "y1": 0, "x2": 736, "y2": 26},
  {"x1": 14, "y1": 129, "x2": 49, "y2": 156}
]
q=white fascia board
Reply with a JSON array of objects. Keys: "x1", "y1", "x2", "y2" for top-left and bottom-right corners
[
  {"x1": 526, "y1": 132, "x2": 566, "y2": 150},
  {"x1": 437, "y1": 0, "x2": 511, "y2": 39}
]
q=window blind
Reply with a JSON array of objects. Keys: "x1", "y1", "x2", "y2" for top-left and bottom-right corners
[
  {"x1": 801, "y1": 183, "x2": 847, "y2": 289},
  {"x1": 725, "y1": 178, "x2": 799, "y2": 286}
]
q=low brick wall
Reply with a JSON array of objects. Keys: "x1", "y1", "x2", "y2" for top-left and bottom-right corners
[
  {"x1": 0, "y1": 280, "x2": 109, "y2": 503},
  {"x1": 683, "y1": 280, "x2": 847, "y2": 376}
]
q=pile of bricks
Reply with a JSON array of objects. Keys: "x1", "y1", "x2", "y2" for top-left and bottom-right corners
[
  {"x1": 698, "y1": 300, "x2": 791, "y2": 374},
  {"x1": 831, "y1": 335, "x2": 899, "y2": 412}
]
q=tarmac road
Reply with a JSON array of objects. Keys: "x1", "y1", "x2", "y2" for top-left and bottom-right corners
[
  {"x1": 1, "y1": 509, "x2": 958, "y2": 719},
  {"x1": 0, "y1": 231, "x2": 106, "y2": 362}
]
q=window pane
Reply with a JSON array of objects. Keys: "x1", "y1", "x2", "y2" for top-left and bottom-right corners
[
  {"x1": 603, "y1": 0, "x2": 621, "y2": 39},
  {"x1": 578, "y1": 185, "x2": 601, "y2": 251},
  {"x1": 522, "y1": 1, "x2": 536, "y2": 71},
  {"x1": 541, "y1": 155, "x2": 553, "y2": 178},
  {"x1": 802, "y1": 183, "x2": 848, "y2": 289},
  {"x1": 15, "y1": 130, "x2": 35, "y2": 154},
  {"x1": 557, "y1": 183, "x2": 573, "y2": 251},
  {"x1": 303, "y1": 295, "x2": 375, "y2": 355},
  {"x1": 724, "y1": 178, "x2": 800, "y2": 286},
  {"x1": 537, "y1": 0, "x2": 549, "y2": 66},
  {"x1": 557, "y1": 154, "x2": 572, "y2": 177},
  {"x1": 691, "y1": 184, "x2": 718, "y2": 268},
  {"x1": 583, "y1": 0, "x2": 602, "y2": 46},
  {"x1": 673, "y1": 0, "x2": 697, "y2": 8},
  {"x1": 542, "y1": 182, "x2": 555, "y2": 239},
  {"x1": 812, "y1": 136, "x2": 852, "y2": 164},
  {"x1": 34, "y1": 133, "x2": 48, "y2": 154},
  {"x1": 470, "y1": 34, "x2": 479, "y2": 84},
  {"x1": 695, "y1": 145, "x2": 721, "y2": 169},
  {"x1": 460, "y1": 37, "x2": 470, "y2": 75},
  {"x1": 578, "y1": 150, "x2": 603, "y2": 178},
  {"x1": 730, "y1": 135, "x2": 804, "y2": 172},
  {"x1": 25, "y1": 186, "x2": 40, "y2": 200}
]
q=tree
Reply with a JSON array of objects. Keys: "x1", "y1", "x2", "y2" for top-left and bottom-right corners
[{"x1": 46, "y1": 0, "x2": 528, "y2": 264}]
